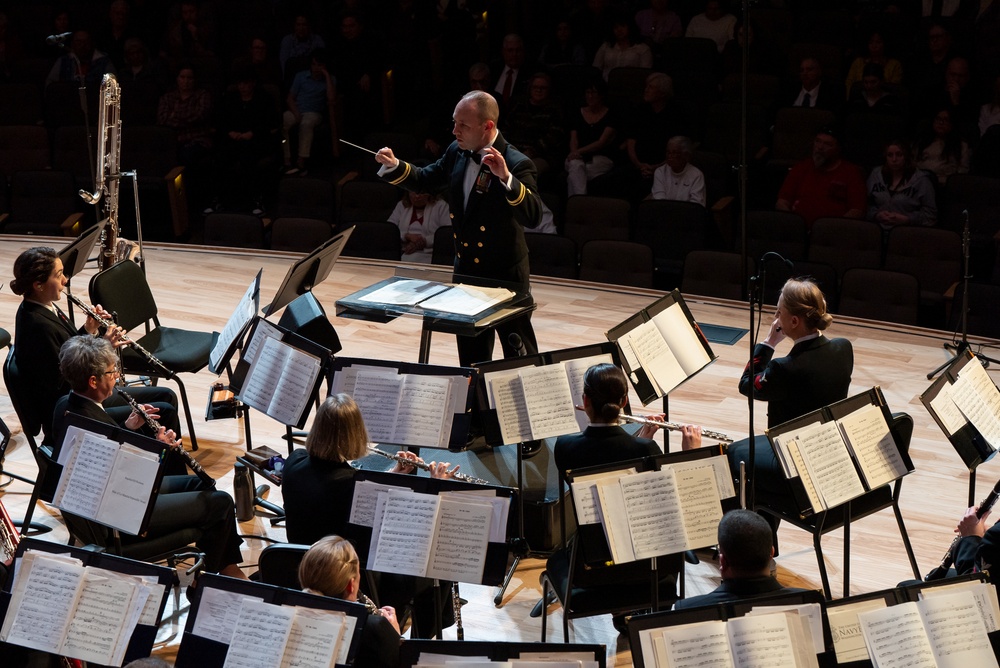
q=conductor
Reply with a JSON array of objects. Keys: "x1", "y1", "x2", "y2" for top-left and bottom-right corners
[{"x1": 375, "y1": 90, "x2": 543, "y2": 366}]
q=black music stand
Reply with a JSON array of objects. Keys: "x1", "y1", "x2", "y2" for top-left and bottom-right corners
[
  {"x1": 58, "y1": 219, "x2": 107, "y2": 327},
  {"x1": 264, "y1": 227, "x2": 354, "y2": 317}
]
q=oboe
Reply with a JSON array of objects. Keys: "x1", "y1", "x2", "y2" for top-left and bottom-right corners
[
  {"x1": 117, "y1": 388, "x2": 216, "y2": 488},
  {"x1": 62, "y1": 290, "x2": 173, "y2": 376},
  {"x1": 365, "y1": 446, "x2": 490, "y2": 485},
  {"x1": 926, "y1": 478, "x2": 1000, "y2": 581}
]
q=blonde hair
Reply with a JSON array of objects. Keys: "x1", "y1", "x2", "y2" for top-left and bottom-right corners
[
  {"x1": 780, "y1": 278, "x2": 833, "y2": 331},
  {"x1": 298, "y1": 535, "x2": 359, "y2": 599},
  {"x1": 305, "y1": 393, "x2": 369, "y2": 462}
]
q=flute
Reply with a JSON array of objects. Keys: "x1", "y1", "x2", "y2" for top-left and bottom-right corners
[
  {"x1": 63, "y1": 290, "x2": 173, "y2": 376},
  {"x1": 365, "y1": 446, "x2": 490, "y2": 485},
  {"x1": 117, "y1": 388, "x2": 216, "y2": 488},
  {"x1": 618, "y1": 413, "x2": 733, "y2": 444}
]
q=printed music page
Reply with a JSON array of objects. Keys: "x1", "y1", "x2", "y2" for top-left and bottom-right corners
[
  {"x1": 656, "y1": 620, "x2": 735, "y2": 668},
  {"x1": 279, "y1": 607, "x2": 346, "y2": 668},
  {"x1": 418, "y1": 283, "x2": 515, "y2": 316},
  {"x1": 746, "y1": 603, "x2": 824, "y2": 655},
  {"x1": 595, "y1": 478, "x2": 635, "y2": 563},
  {"x1": 241, "y1": 317, "x2": 283, "y2": 367},
  {"x1": 672, "y1": 466, "x2": 723, "y2": 550},
  {"x1": 53, "y1": 429, "x2": 119, "y2": 520},
  {"x1": 917, "y1": 590, "x2": 998, "y2": 668},
  {"x1": 223, "y1": 598, "x2": 295, "y2": 668},
  {"x1": 357, "y1": 278, "x2": 448, "y2": 306},
  {"x1": 440, "y1": 490, "x2": 509, "y2": 542},
  {"x1": 96, "y1": 443, "x2": 160, "y2": 535},
  {"x1": 1, "y1": 550, "x2": 86, "y2": 653},
  {"x1": 349, "y1": 479, "x2": 399, "y2": 527},
  {"x1": 953, "y1": 363, "x2": 1000, "y2": 449},
  {"x1": 786, "y1": 439, "x2": 824, "y2": 513},
  {"x1": 335, "y1": 615, "x2": 358, "y2": 666},
  {"x1": 190, "y1": 587, "x2": 264, "y2": 645},
  {"x1": 619, "y1": 320, "x2": 687, "y2": 397},
  {"x1": 370, "y1": 489, "x2": 440, "y2": 577},
  {"x1": 426, "y1": 496, "x2": 493, "y2": 583},
  {"x1": 837, "y1": 404, "x2": 908, "y2": 489},
  {"x1": 210, "y1": 272, "x2": 260, "y2": 372},
  {"x1": 520, "y1": 363, "x2": 580, "y2": 440},
  {"x1": 242, "y1": 336, "x2": 322, "y2": 426},
  {"x1": 795, "y1": 421, "x2": 865, "y2": 509},
  {"x1": 352, "y1": 368, "x2": 403, "y2": 442},
  {"x1": 726, "y1": 612, "x2": 818, "y2": 668},
  {"x1": 670, "y1": 456, "x2": 736, "y2": 499},
  {"x1": 858, "y1": 602, "x2": 937, "y2": 668},
  {"x1": 393, "y1": 374, "x2": 451, "y2": 447},
  {"x1": 571, "y1": 470, "x2": 635, "y2": 526},
  {"x1": 136, "y1": 576, "x2": 167, "y2": 626},
  {"x1": 929, "y1": 381, "x2": 968, "y2": 436},
  {"x1": 564, "y1": 354, "x2": 614, "y2": 432},
  {"x1": 826, "y1": 598, "x2": 886, "y2": 664},
  {"x1": 920, "y1": 579, "x2": 1000, "y2": 632},
  {"x1": 61, "y1": 569, "x2": 138, "y2": 665},
  {"x1": 618, "y1": 469, "x2": 687, "y2": 560},
  {"x1": 650, "y1": 301, "x2": 712, "y2": 377},
  {"x1": 486, "y1": 370, "x2": 533, "y2": 444}
]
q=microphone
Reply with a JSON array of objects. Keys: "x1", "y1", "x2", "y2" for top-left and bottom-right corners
[
  {"x1": 46, "y1": 32, "x2": 72, "y2": 46},
  {"x1": 508, "y1": 332, "x2": 527, "y2": 358},
  {"x1": 760, "y1": 251, "x2": 794, "y2": 269}
]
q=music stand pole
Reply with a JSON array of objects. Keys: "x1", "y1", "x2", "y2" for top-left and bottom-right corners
[{"x1": 493, "y1": 439, "x2": 529, "y2": 606}]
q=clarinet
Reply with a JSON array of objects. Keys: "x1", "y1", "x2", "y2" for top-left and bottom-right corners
[
  {"x1": 452, "y1": 582, "x2": 464, "y2": 641},
  {"x1": 117, "y1": 388, "x2": 216, "y2": 488},
  {"x1": 365, "y1": 446, "x2": 490, "y2": 485},
  {"x1": 926, "y1": 478, "x2": 1000, "y2": 581}
]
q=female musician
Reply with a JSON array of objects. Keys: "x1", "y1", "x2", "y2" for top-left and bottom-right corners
[
  {"x1": 282, "y1": 393, "x2": 456, "y2": 637},
  {"x1": 10, "y1": 247, "x2": 182, "y2": 466},
  {"x1": 299, "y1": 536, "x2": 401, "y2": 668}
]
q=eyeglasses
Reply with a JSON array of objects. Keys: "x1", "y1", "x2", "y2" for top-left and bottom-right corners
[{"x1": 100, "y1": 368, "x2": 119, "y2": 377}]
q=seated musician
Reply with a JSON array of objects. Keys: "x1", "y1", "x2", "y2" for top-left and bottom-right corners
[
  {"x1": 727, "y1": 278, "x2": 853, "y2": 546},
  {"x1": 299, "y1": 535, "x2": 401, "y2": 668},
  {"x1": 674, "y1": 509, "x2": 808, "y2": 609},
  {"x1": 282, "y1": 393, "x2": 456, "y2": 637},
  {"x1": 11, "y1": 247, "x2": 184, "y2": 474},
  {"x1": 954, "y1": 505, "x2": 1000, "y2": 581},
  {"x1": 51, "y1": 336, "x2": 247, "y2": 584}
]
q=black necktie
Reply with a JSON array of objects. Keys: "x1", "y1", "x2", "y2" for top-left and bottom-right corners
[{"x1": 802, "y1": 92, "x2": 812, "y2": 108}]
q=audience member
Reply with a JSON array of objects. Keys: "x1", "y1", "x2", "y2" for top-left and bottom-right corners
[
  {"x1": 908, "y1": 21, "x2": 958, "y2": 107},
  {"x1": 279, "y1": 14, "x2": 325, "y2": 78},
  {"x1": 118, "y1": 38, "x2": 169, "y2": 124},
  {"x1": 504, "y1": 72, "x2": 567, "y2": 179},
  {"x1": 537, "y1": 18, "x2": 587, "y2": 67},
  {"x1": 776, "y1": 127, "x2": 866, "y2": 226},
  {"x1": 95, "y1": 0, "x2": 138, "y2": 72},
  {"x1": 216, "y1": 68, "x2": 279, "y2": 213},
  {"x1": 389, "y1": 190, "x2": 450, "y2": 263},
  {"x1": 651, "y1": 136, "x2": 706, "y2": 205},
  {"x1": 572, "y1": 0, "x2": 616, "y2": 61},
  {"x1": 232, "y1": 36, "x2": 282, "y2": 90},
  {"x1": 633, "y1": 0, "x2": 682, "y2": 46},
  {"x1": 491, "y1": 34, "x2": 533, "y2": 116},
  {"x1": 282, "y1": 49, "x2": 336, "y2": 175},
  {"x1": 593, "y1": 12, "x2": 652, "y2": 81},
  {"x1": 917, "y1": 107, "x2": 971, "y2": 184},
  {"x1": 979, "y1": 74, "x2": 1000, "y2": 136},
  {"x1": 844, "y1": 29, "x2": 903, "y2": 98},
  {"x1": 844, "y1": 63, "x2": 904, "y2": 116},
  {"x1": 164, "y1": 0, "x2": 216, "y2": 65},
  {"x1": 620, "y1": 72, "x2": 686, "y2": 200},
  {"x1": 331, "y1": 12, "x2": 384, "y2": 142},
  {"x1": 782, "y1": 56, "x2": 843, "y2": 111},
  {"x1": 685, "y1": 1, "x2": 737, "y2": 53},
  {"x1": 157, "y1": 63, "x2": 213, "y2": 166},
  {"x1": 721, "y1": 18, "x2": 779, "y2": 78},
  {"x1": 565, "y1": 76, "x2": 619, "y2": 197},
  {"x1": 867, "y1": 140, "x2": 937, "y2": 229},
  {"x1": 46, "y1": 30, "x2": 116, "y2": 88},
  {"x1": 674, "y1": 510, "x2": 807, "y2": 609}
]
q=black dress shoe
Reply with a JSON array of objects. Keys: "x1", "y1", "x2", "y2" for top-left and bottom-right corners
[{"x1": 520, "y1": 439, "x2": 543, "y2": 459}]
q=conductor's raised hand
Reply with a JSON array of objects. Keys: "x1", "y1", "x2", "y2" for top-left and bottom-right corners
[
  {"x1": 480, "y1": 146, "x2": 510, "y2": 181},
  {"x1": 375, "y1": 146, "x2": 398, "y2": 169}
]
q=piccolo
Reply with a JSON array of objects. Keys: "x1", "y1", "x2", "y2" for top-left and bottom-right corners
[
  {"x1": 618, "y1": 413, "x2": 734, "y2": 444},
  {"x1": 63, "y1": 290, "x2": 172, "y2": 376},
  {"x1": 365, "y1": 446, "x2": 490, "y2": 485},
  {"x1": 117, "y1": 388, "x2": 216, "y2": 488}
]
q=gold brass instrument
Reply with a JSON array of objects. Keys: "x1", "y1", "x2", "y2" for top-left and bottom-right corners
[
  {"x1": 365, "y1": 446, "x2": 490, "y2": 485},
  {"x1": 618, "y1": 413, "x2": 733, "y2": 444},
  {"x1": 116, "y1": 387, "x2": 215, "y2": 488}
]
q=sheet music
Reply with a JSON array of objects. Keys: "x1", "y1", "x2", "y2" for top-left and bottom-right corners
[
  {"x1": 619, "y1": 469, "x2": 687, "y2": 560},
  {"x1": 826, "y1": 598, "x2": 886, "y2": 663},
  {"x1": 929, "y1": 381, "x2": 969, "y2": 436},
  {"x1": 426, "y1": 496, "x2": 493, "y2": 583},
  {"x1": 417, "y1": 283, "x2": 515, "y2": 316},
  {"x1": 394, "y1": 375, "x2": 451, "y2": 447},
  {"x1": 1, "y1": 551, "x2": 87, "y2": 654},
  {"x1": 487, "y1": 370, "x2": 533, "y2": 444},
  {"x1": 280, "y1": 607, "x2": 346, "y2": 668},
  {"x1": 657, "y1": 620, "x2": 734, "y2": 668},
  {"x1": 137, "y1": 576, "x2": 167, "y2": 626},
  {"x1": 859, "y1": 602, "x2": 937, "y2": 668},
  {"x1": 786, "y1": 440, "x2": 824, "y2": 512},
  {"x1": 619, "y1": 320, "x2": 686, "y2": 398},
  {"x1": 920, "y1": 579, "x2": 1000, "y2": 632},
  {"x1": 520, "y1": 363, "x2": 580, "y2": 440},
  {"x1": 370, "y1": 490, "x2": 440, "y2": 577},
  {"x1": 650, "y1": 301, "x2": 712, "y2": 377},
  {"x1": 357, "y1": 278, "x2": 449, "y2": 306},
  {"x1": 224, "y1": 598, "x2": 295, "y2": 668},
  {"x1": 440, "y1": 490, "x2": 509, "y2": 542},
  {"x1": 770, "y1": 418, "x2": 823, "y2": 479},
  {"x1": 352, "y1": 369, "x2": 403, "y2": 442},
  {"x1": 672, "y1": 466, "x2": 723, "y2": 550},
  {"x1": 571, "y1": 470, "x2": 636, "y2": 526},
  {"x1": 795, "y1": 421, "x2": 865, "y2": 509},
  {"x1": 190, "y1": 587, "x2": 264, "y2": 644},
  {"x1": 726, "y1": 612, "x2": 814, "y2": 668},
  {"x1": 242, "y1": 336, "x2": 323, "y2": 426},
  {"x1": 954, "y1": 362, "x2": 1000, "y2": 448},
  {"x1": 96, "y1": 442, "x2": 161, "y2": 534},
  {"x1": 747, "y1": 603, "x2": 824, "y2": 655},
  {"x1": 242, "y1": 318, "x2": 283, "y2": 367},
  {"x1": 918, "y1": 590, "x2": 998, "y2": 667},
  {"x1": 211, "y1": 270, "x2": 261, "y2": 372},
  {"x1": 61, "y1": 570, "x2": 137, "y2": 665},
  {"x1": 349, "y1": 479, "x2": 400, "y2": 527},
  {"x1": 595, "y1": 477, "x2": 635, "y2": 563},
  {"x1": 669, "y1": 456, "x2": 736, "y2": 500},
  {"x1": 837, "y1": 404, "x2": 908, "y2": 489},
  {"x1": 564, "y1": 354, "x2": 614, "y2": 432},
  {"x1": 53, "y1": 430, "x2": 119, "y2": 520}
]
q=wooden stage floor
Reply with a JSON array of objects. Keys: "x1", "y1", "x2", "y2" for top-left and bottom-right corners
[{"x1": 1, "y1": 236, "x2": 998, "y2": 665}]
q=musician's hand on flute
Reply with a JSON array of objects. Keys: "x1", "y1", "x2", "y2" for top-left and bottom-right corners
[
  {"x1": 636, "y1": 413, "x2": 665, "y2": 440},
  {"x1": 680, "y1": 425, "x2": 702, "y2": 451},
  {"x1": 428, "y1": 461, "x2": 459, "y2": 479},
  {"x1": 390, "y1": 450, "x2": 420, "y2": 474},
  {"x1": 375, "y1": 146, "x2": 398, "y2": 169},
  {"x1": 957, "y1": 505, "x2": 990, "y2": 538},
  {"x1": 379, "y1": 605, "x2": 401, "y2": 634}
]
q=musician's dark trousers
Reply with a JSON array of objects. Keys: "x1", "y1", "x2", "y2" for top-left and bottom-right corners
[
  {"x1": 728, "y1": 434, "x2": 795, "y2": 550},
  {"x1": 457, "y1": 311, "x2": 538, "y2": 367},
  {"x1": 104, "y1": 386, "x2": 185, "y2": 475}
]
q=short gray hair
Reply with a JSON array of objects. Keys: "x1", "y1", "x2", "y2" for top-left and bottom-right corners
[{"x1": 59, "y1": 336, "x2": 117, "y2": 392}]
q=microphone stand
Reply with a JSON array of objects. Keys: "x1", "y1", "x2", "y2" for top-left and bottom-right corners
[
  {"x1": 927, "y1": 210, "x2": 1000, "y2": 380},
  {"x1": 739, "y1": 0, "x2": 755, "y2": 510}
]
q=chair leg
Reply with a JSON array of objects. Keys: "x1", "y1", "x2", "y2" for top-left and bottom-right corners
[
  {"x1": 540, "y1": 578, "x2": 548, "y2": 642},
  {"x1": 170, "y1": 374, "x2": 199, "y2": 451}
]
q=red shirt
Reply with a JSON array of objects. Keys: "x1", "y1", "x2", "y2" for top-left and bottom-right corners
[{"x1": 777, "y1": 158, "x2": 866, "y2": 226}]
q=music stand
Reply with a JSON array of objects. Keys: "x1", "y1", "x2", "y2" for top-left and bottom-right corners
[
  {"x1": 263, "y1": 226, "x2": 353, "y2": 317},
  {"x1": 58, "y1": 219, "x2": 108, "y2": 326}
]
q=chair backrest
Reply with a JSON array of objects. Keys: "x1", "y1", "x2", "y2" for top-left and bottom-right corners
[
  {"x1": 842, "y1": 114, "x2": 909, "y2": 172},
  {"x1": 203, "y1": 213, "x2": 265, "y2": 249},
  {"x1": 337, "y1": 180, "x2": 399, "y2": 227},
  {"x1": 839, "y1": 268, "x2": 919, "y2": 326},
  {"x1": 5, "y1": 170, "x2": 80, "y2": 236},
  {"x1": 258, "y1": 543, "x2": 310, "y2": 589},
  {"x1": 271, "y1": 217, "x2": 333, "y2": 252},
  {"x1": 526, "y1": 234, "x2": 578, "y2": 279},
  {"x1": 700, "y1": 103, "x2": 767, "y2": 162},
  {"x1": 807, "y1": 217, "x2": 883, "y2": 279},
  {"x1": 579, "y1": 240, "x2": 653, "y2": 288},
  {"x1": 276, "y1": 177, "x2": 335, "y2": 224},
  {"x1": 0, "y1": 83, "x2": 43, "y2": 125},
  {"x1": 562, "y1": 195, "x2": 631, "y2": 248},
  {"x1": 3, "y1": 346, "x2": 41, "y2": 450},
  {"x1": 431, "y1": 225, "x2": 455, "y2": 266},
  {"x1": 884, "y1": 226, "x2": 961, "y2": 297},
  {"x1": 681, "y1": 251, "x2": 751, "y2": 301},
  {"x1": 89, "y1": 260, "x2": 158, "y2": 332},
  {"x1": 53, "y1": 126, "x2": 97, "y2": 187},
  {"x1": 634, "y1": 199, "x2": 715, "y2": 262},
  {"x1": 606, "y1": 66, "x2": 653, "y2": 110},
  {"x1": 770, "y1": 107, "x2": 838, "y2": 163},
  {"x1": 762, "y1": 260, "x2": 839, "y2": 310},
  {"x1": 746, "y1": 210, "x2": 809, "y2": 262},
  {"x1": 342, "y1": 221, "x2": 402, "y2": 261},
  {"x1": 121, "y1": 125, "x2": 180, "y2": 176},
  {"x1": 0, "y1": 125, "x2": 50, "y2": 178}
]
